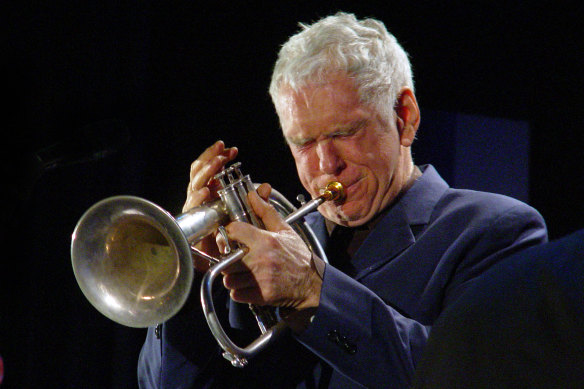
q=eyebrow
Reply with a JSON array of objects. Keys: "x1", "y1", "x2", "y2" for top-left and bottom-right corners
[
  {"x1": 330, "y1": 119, "x2": 368, "y2": 135},
  {"x1": 286, "y1": 119, "x2": 368, "y2": 146}
]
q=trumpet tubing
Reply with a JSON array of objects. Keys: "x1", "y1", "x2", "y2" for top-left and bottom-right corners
[{"x1": 70, "y1": 161, "x2": 343, "y2": 365}]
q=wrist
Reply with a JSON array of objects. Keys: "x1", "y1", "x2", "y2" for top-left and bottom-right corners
[
  {"x1": 281, "y1": 253, "x2": 325, "y2": 333},
  {"x1": 281, "y1": 306, "x2": 318, "y2": 333}
]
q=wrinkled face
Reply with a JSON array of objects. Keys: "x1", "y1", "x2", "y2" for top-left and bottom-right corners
[{"x1": 276, "y1": 74, "x2": 409, "y2": 226}]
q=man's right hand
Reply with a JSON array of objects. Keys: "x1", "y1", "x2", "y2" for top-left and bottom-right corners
[{"x1": 183, "y1": 140, "x2": 238, "y2": 272}]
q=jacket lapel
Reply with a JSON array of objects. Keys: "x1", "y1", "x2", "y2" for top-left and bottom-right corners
[
  {"x1": 304, "y1": 165, "x2": 450, "y2": 281},
  {"x1": 350, "y1": 165, "x2": 450, "y2": 280},
  {"x1": 352, "y1": 203, "x2": 415, "y2": 280}
]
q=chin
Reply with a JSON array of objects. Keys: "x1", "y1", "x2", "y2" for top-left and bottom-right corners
[{"x1": 322, "y1": 202, "x2": 372, "y2": 226}]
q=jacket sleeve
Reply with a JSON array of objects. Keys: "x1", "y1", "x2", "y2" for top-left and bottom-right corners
[
  {"x1": 136, "y1": 275, "x2": 232, "y2": 389},
  {"x1": 138, "y1": 327, "x2": 162, "y2": 388},
  {"x1": 295, "y1": 266, "x2": 430, "y2": 388}
]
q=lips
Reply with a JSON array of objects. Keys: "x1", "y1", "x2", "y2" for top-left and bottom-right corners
[
  {"x1": 343, "y1": 176, "x2": 365, "y2": 197},
  {"x1": 316, "y1": 176, "x2": 363, "y2": 202}
]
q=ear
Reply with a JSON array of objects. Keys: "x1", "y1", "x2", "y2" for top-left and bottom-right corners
[{"x1": 395, "y1": 88, "x2": 420, "y2": 147}]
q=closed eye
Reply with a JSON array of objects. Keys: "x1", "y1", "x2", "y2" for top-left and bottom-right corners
[
  {"x1": 330, "y1": 129, "x2": 355, "y2": 138},
  {"x1": 289, "y1": 138, "x2": 315, "y2": 151}
]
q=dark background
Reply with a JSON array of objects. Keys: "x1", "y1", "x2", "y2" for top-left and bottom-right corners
[{"x1": 1, "y1": 1, "x2": 582, "y2": 387}]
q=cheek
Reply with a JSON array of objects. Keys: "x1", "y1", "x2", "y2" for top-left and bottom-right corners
[
  {"x1": 366, "y1": 152, "x2": 393, "y2": 187},
  {"x1": 292, "y1": 153, "x2": 319, "y2": 190},
  {"x1": 364, "y1": 134, "x2": 399, "y2": 172}
]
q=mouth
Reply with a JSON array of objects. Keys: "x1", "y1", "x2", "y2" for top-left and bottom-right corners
[
  {"x1": 319, "y1": 176, "x2": 363, "y2": 203},
  {"x1": 343, "y1": 176, "x2": 365, "y2": 198}
]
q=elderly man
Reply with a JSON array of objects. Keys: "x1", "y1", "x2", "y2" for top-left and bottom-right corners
[{"x1": 138, "y1": 12, "x2": 547, "y2": 388}]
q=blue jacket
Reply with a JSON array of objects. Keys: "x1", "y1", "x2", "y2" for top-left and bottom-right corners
[{"x1": 138, "y1": 165, "x2": 547, "y2": 388}]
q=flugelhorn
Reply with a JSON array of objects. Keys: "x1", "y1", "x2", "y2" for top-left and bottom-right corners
[{"x1": 70, "y1": 162, "x2": 344, "y2": 367}]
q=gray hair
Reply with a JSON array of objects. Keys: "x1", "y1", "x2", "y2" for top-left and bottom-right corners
[{"x1": 269, "y1": 12, "x2": 414, "y2": 122}]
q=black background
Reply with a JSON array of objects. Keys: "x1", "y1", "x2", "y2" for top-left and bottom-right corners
[{"x1": 1, "y1": 1, "x2": 583, "y2": 387}]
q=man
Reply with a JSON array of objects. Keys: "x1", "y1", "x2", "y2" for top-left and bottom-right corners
[
  {"x1": 138, "y1": 12, "x2": 547, "y2": 388},
  {"x1": 413, "y1": 229, "x2": 584, "y2": 388}
]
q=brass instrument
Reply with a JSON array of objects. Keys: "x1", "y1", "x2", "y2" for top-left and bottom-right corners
[{"x1": 71, "y1": 162, "x2": 344, "y2": 367}]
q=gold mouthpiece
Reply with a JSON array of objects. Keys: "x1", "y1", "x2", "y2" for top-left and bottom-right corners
[{"x1": 322, "y1": 181, "x2": 345, "y2": 202}]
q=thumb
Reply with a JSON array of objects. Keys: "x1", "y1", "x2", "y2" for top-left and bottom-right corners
[{"x1": 247, "y1": 187, "x2": 289, "y2": 232}]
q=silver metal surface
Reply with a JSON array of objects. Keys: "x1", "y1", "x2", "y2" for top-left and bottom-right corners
[
  {"x1": 71, "y1": 196, "x2": 194, "y2": 327},
  {"x1": 200, "y1": 186, "x2": 330, "y2": 366},
  {"x1": 70, "y1": 161, "x2": 340, "y2": 366}
]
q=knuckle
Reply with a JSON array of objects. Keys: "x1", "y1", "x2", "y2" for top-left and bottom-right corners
[
  {"x1": 265, "y1": 234, "x2": 281, "y2": 250},
  {"x1": 190, "y1": 160, "x2": 200, "y2": 172},
  {"x1": 261, "y1": 283, "x2": 276, "y2": 302}
]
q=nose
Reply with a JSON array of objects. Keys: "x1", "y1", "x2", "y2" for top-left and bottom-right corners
[{"x1": 316, "y1": 139, "x2": 345, "y2": 175}]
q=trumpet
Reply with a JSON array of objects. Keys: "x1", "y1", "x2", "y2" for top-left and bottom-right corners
[{"x1": 71, "y1": 162, "x2": 344, "y2": 367}]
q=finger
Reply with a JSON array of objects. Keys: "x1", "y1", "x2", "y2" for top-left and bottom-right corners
[
  {"x1": 224, "y1": 221, "x2": 266, "y2": 251},
  {"x1": 247, "y1": 190, "x2": 289, "y2": 232},
  {"x1": 194, "y1": 150, "x2": 238, "y2": 190},
  {"x1": 221, "y1": 260, "x2": 249, "y2": 274},
  {"x1": 215, "y1": 233, "x2": 227, "y2": 254},
  {"x1": 256, "y1": 183, "x2": 272, "y2": 201},
  {"x1": 189, "y1": 149, "x2": 238, "y2": 190},
  {"x1": 189, "y1": 140, "x2": 225, "y2": 181},
  {"x1": 182, "y1": 187, "x2": 211, "y2": 212},
  {"x1": 188, "y1": 142, "x2": 238, "y2": 190},
  {"x1": 189, "y1": 157, "x2": 225, "y2": 191},
  {"x1": 223, "y1": 271, "x2": 257, "y2": 290},
  {"x1": 194, "y1": 142, "x2": 238, "y2": 178},
  {"x1": 230, "y1": 287, "x2": 265, "y2": 306}
]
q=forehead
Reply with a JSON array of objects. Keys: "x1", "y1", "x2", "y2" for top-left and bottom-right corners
[{"x1": 277, "y1": 75, "x2": 370, "y2": 138}]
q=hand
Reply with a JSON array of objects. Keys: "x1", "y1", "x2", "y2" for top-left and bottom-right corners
[
  {"x1": 184, "y1": 140, "x2": 238, "y2": 272},
  {"x1": 222, "y1": 184, "x2": 323, "y2": 312}
]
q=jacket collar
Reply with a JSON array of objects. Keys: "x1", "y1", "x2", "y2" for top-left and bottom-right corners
[{"x1": 398, "y1": 164, "x2": 449, "y2": 225}]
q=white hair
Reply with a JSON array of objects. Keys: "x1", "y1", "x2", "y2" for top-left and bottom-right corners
[{"x1": 269, "y1": 12, "x2": 414, "y2": 122}]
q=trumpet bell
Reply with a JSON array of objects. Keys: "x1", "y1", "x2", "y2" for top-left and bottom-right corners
[
  {"x1": 71, "y1": 196, "x2": 193, "y2": 327},
  {"x1": 69, "y1": 159, "x2": 341, "y2": 367}
]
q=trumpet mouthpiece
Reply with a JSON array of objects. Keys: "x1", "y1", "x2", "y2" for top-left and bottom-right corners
[{"x1": 322, "y1": 182, "x2": 345, "y2": 202}]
